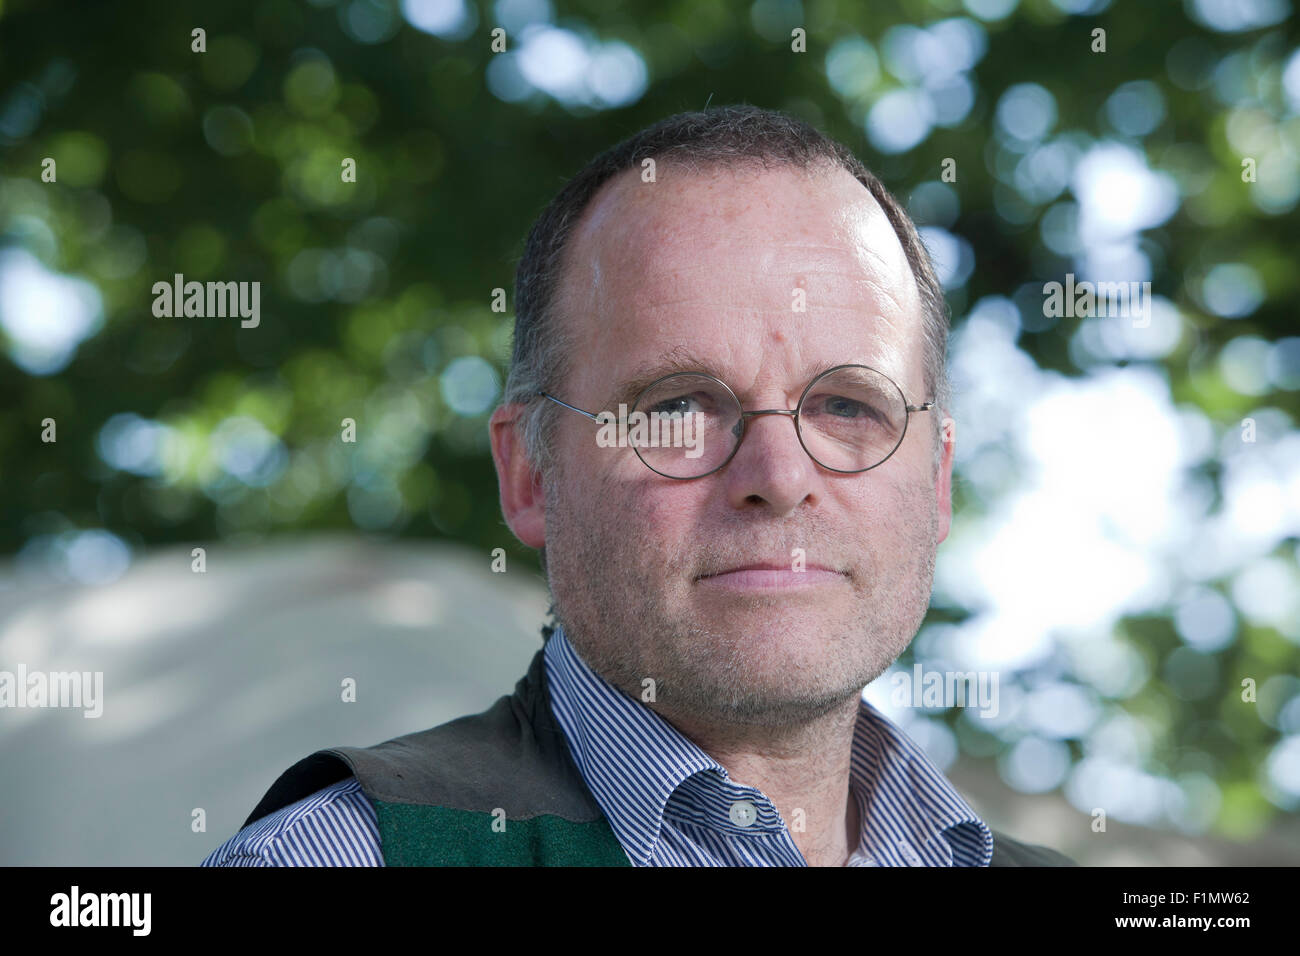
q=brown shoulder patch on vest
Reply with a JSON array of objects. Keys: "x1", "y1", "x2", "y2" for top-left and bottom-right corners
[{"x1": 248, "y1": 648, "x2": 605, "y2": 826}]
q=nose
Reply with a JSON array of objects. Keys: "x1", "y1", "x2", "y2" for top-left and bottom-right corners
[{"x1": 721, "y1": 409, "x2": 820, "y2": 514}]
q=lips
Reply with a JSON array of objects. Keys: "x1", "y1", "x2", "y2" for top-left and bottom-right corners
[
  {"x1": 694, "y1": 557, "x2": 849, "y2": 590},
  {"x1": 698, "y1": 561, "x2": 837, "y2": 578}
]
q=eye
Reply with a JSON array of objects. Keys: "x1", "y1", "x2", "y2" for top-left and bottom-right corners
[
  {"x1": 826, "y1": 396, "x2": 864, "y2": 418},
  {"x1": 815, "y1": 394, "x2": 885, "y2": 422},
  {"x1": 647, "y1": 393, "x2": 706, "y2": 416}
]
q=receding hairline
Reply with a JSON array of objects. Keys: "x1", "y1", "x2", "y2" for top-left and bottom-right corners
[{"x1": 550, "y1": 156, "x2": 907, "y2": 345}]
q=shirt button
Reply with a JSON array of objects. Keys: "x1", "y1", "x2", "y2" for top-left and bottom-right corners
[{"x1": 729, "y1": 800, "x2": 757, "y2": 827}]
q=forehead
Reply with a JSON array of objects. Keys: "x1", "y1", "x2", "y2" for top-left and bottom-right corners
[{"x1": 556, "y1": 162, "x2": 925, "y2": 393}]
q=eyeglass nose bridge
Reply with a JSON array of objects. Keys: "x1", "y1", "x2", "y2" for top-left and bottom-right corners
[{"x1": 731, "y1": 407, "x2": 797, "y2": 439}]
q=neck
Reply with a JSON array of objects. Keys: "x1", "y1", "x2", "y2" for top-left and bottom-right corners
[{"x1": 657, "y1": 694, "x2": 863, "y2": 866}]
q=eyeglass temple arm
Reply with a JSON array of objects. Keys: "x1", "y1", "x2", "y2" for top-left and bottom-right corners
[{"x1": 538, "y1": 391, "x2": 605, "y2": 422}]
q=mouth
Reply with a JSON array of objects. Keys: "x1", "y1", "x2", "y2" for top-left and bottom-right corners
[{"x1": 695, "y1": 562, "x2": 848, "y2": 591}]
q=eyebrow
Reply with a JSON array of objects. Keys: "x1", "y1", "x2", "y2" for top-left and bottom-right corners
[
  {"x1": 610, "y1": 346, "x2": 715, "y2": 408},
  {"x1": 609, "y1": 346, "x2": 851, "y2": 408}
]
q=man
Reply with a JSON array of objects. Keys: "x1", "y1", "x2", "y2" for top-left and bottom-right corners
[{"x1": 203, "y1": 105, "x2": 1075, "y2": 867}]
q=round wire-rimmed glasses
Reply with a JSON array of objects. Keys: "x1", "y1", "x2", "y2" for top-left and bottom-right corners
[{"x1": 539, "y1": 364, "x2": 934, "y2": 480}]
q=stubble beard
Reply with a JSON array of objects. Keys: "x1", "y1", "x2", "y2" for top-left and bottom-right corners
[{"x1": 544, "y1": 462, "x2": 940, "y2": 732}]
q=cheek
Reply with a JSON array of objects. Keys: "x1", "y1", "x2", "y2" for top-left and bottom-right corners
[
  {"x1": 902, "y1": 424, "x2": 939, "y2": 471},
  {"x1": 842, "y1": 471, "x2": 909, "y2": 515},
  {"x1": 608, "y1": 479, "x2": 714, "y2": 562},
  {"x1": 641, "y1": 490, "x2": 698, "y2": 536},
  {"x1": 838, "y1": 477, "x2": 926, "y2": 553}
]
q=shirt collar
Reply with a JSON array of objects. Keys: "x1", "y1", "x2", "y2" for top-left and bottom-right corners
[
  {"x1": 543, "y1": 623, "x2": 992, "y2": 866},
  {"x1": 851, "y1": 694, "x2": 993, "y2": 866}
]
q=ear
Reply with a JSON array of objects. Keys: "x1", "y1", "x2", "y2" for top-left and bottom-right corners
[
  {"x1": 935, "y1": 414, "x2": 955, "y2": 544},
  {"x1": 490, "y1": 404, "x2": 546, "y2": 550}
]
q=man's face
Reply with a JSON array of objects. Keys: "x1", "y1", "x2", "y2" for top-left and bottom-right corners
[{"x1": 537, "y1": 162, "x2": 952, "y2": 729}]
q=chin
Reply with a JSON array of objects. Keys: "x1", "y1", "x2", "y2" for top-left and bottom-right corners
[
  {"x1": 703, "y1": 604, "x2": 853, "y2": 639},
  {"x1": 689, "y1": 618, "x2": 859, "y2": 676}
]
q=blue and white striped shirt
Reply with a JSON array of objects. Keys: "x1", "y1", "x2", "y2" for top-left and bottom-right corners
[{"x1": 202, "y1": 624, "x2": 993, "y2": 866}]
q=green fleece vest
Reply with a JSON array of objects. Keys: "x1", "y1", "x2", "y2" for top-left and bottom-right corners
[{"x1": 245, "y1": 647, "x2": 1076, "y2": 866}]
